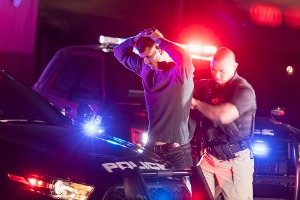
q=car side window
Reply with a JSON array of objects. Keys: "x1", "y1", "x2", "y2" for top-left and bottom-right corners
[{"x1": 55, "y1": 54, "x2": 104, "y2": 96}]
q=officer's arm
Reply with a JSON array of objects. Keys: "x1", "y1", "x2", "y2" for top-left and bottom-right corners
[{"x1": 191, "y1": 98, "x2": 239, "y2": 124}]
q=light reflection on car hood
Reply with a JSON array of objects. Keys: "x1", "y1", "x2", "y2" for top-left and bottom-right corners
[{"x1": 0, "y1": 123, "x2": 170, "y2": 178}]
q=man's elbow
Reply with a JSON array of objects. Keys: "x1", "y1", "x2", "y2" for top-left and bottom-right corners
[
  {"x1": 113, "y1": 48, "x2": 122, "y2": 61},
  {"x1": 113, "y1": 48, "x2": 118, "y2": 56}
]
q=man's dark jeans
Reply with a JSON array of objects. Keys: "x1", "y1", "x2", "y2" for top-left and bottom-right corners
[{"x1": 155, "y1": 143, "x2": 193, "y2": 169}]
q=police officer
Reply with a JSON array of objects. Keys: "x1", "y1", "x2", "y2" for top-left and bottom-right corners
[{"x1": 191, "y1": 47, "x2": 257, "y2": 200}]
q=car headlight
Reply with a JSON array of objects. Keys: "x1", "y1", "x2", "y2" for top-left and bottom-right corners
[
  {"x1": 7, "y1": 173, "x2": 94, "y2": 200},
  {"x1": 131, "y1": 128, "x2": 148, "y2": 147}
]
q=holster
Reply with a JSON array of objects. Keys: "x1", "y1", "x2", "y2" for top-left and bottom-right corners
[
  {"x1": 209, "y1": 139, "x2": 251, "y2": 160},
  {"x1": 221, "y1": 122, "x2": 239, "y2": 136},
  {"x1": 211, "y1": 142, "x2": 236, "y2": 160}
]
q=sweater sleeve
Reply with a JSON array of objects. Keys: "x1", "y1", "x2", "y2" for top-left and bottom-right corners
[
  {"x1": 113, "y1": 37, "x2": 143, "y2": 77},
  {"x1": 159, "y1": 39, "x2": 194, "y2": 83}
]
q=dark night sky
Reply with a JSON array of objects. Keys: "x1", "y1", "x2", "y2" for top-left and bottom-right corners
[{"x1": 37, "y1": 0, "x2": 300, "y2": 127}]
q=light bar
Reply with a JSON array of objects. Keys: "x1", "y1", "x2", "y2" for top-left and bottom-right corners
[
  {"x1": 99, "y1": 35, "x2": 217, "y2": 61},
  {"x1": 99, "y1": 35, "x2": 125, "y2": 46}
]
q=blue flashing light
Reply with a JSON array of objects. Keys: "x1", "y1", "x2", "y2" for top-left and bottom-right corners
[
  {"x1": 84, "y1": 121, "x2": 103, "y2": 136},
  {"x1": 152, "y1": 189, "x2": 172, "y2": 200},
  {"x1": 252, "y1": 140, "x2": 269, "y2": 156}
]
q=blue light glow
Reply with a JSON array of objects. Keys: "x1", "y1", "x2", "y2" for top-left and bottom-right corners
[
  {"x1": 252, "y1": 140, "x2": 269, "y2": 156},
  {"x1": 84, "y1": 121, "x2": 103, "y2": 136},
  {"x1": 152, "y1": 189, "x2": 172, "y2": 200},
  {"x1": 106, "y1": 140, "x2": 119, "y2": 145},
  {"x1": 81, "y1": 115, "x2": 104, "y2": 136}
]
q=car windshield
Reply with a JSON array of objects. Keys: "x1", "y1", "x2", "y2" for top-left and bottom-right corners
[{"x1": 0, "y1": 71, "x2": 71, "y2": 126}]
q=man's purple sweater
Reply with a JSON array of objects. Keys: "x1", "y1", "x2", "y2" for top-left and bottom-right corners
[{"x1": 113, "y1": 37, "x2": 194, "y2": 144}]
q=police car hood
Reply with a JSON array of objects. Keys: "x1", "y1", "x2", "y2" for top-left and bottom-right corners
[{"x1": 0, "y1": 123, "x2": 170, "y2": 182}]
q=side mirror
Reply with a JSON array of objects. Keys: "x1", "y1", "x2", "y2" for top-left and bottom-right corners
[
  {"x1": 270, "y1": 107, "x2": 291, "y2": 128},
  {"x1": 77, "y1": 104, "x2": 94, "y2": 124},
  {"x1": 270, "y1": 107, "x2": 300, "y2": 134},
  {"x1": 271, "y1": 107, "x2": 286, "y2": 117}
]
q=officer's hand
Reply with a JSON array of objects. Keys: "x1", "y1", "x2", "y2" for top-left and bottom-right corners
[{"x1": 190, "y1": 98, "x2": 198, "y2": 110}]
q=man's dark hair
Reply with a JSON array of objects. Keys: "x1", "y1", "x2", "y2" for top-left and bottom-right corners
[{"x1": 136, "y1": 36, "x2": 155, "y2": 53}]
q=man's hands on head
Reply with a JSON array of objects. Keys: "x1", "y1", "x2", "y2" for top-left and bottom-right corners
[
  {"x1": 149, "y1": 29, "x2": 164, "y2": 44},
  {"x1": 134, "y1": 28, "x2": 164, "y2": 44},
  {"x1": 133, "y1": 29, "x2": 150, "y2": 43}
]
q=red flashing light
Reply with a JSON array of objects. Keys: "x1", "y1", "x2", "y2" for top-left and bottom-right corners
[
  {"x1": 284, "y1": 8, "x2": 300, "y2": 29},
  {"x1": 131, "y1": 128, "x2": 148, "y2": 147},
  {"x1": 7, "y1": 173, "x2": 29, "y2": 185},
  {"x1": 250, "y1": 4, "x2": 282, "y2": 27}
]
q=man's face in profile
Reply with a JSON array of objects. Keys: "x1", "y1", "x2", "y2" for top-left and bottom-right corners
[{"x1": 139, "y1": 45, "x2": 162, "y2": 70}]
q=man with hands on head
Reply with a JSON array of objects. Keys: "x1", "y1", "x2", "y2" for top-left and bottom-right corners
[
  {"x1": 113, "y1": 28, "x2": 195, "y2": 169},
  {"x1": 191, "y1": 47, "x2": 257, "y2": 200}
]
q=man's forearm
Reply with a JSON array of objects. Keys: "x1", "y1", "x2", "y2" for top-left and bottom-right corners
[{"x1": 113, "y1": 37, "x2": 135, "y2": 60}]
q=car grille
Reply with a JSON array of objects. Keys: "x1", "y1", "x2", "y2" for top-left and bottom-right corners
[
  {"x1": 150, "y1": 186, "x2": 191, "y2": 200},
  {"x1": 102, "y1": 183, "x2": 192, "y2": 200}
]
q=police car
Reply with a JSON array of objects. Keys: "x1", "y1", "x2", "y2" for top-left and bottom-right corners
[{"x1": 0, "y1": 70, "x2": 215, "y2": 200}]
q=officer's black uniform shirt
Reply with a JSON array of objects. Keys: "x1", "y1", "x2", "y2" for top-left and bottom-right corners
[{"x1": 193, "y1": 72, "x2": 257, "y2": 144}]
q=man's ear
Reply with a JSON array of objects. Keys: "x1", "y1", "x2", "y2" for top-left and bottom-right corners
[{"x1": 234, "y1": 62, "x2": 238, "y2": 69}]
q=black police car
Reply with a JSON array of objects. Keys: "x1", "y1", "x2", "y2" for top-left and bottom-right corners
[
  {"x1": 33, "y1": 45, "x2": 148, "y2": 147},
  {"x1": 0, "y1": 70, "x2": 214, "y2": 200}
]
